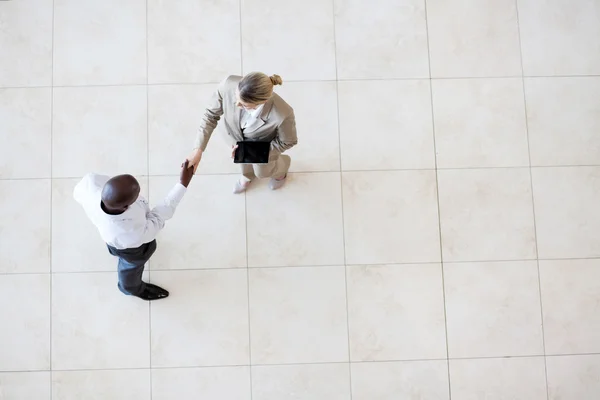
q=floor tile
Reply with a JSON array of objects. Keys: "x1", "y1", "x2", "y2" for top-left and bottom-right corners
[
  {"x1": 432, "y1": 78, "x2": 529, "y2": 168},
  {"x1": 51, "y1": 178, "x2": 113, "y2": 272},
  {"x1": 246, "y1": 172, "x2": 344, "y2": 267},
  {"x1": 152, "y1": 367, "x2": 251, "y2": 400},
  {"x1": 334, "y1": 0, "x2": 429, "y2": 79},
  {"x1": 53, "y1": 0, "x2": 146, "y2": 85},
  {"x1": 449, "y1": 357, "x2": 547, "y2": 400},
  {"x1": 427, "y1": 0, "x2": 521, "y2": 77},
  {"x1": 52, "y1": 370, "x2": 150, "y2": 400},
  {"x1": 0, "y1": 0, "x2": 52, "y2": 87},
  {"x1": 52, "y1": 86, "x2": 148, "y2": 178},
  {"x1": 0, "y1": 88, "x2": 51, "y2": 179},
  {"x1": 52, "y1": 272, "x2": 150, "y2": 370},
  {"x1": 0, "y1": 274, "x2": 50, "y2": 371},
  {"x1": 347, "y1": 264, "x2": 447, "y2": 361},
  {"x1": 525, "y1": 77, "x2": 600, "y2": 166},
  {"x1": 539, "y1": 259, "x2": 600, "y2": 354},
  {"x1": 252, "y1": 364, "x2": 351, "y2": 400},
  {"x1": 148, "y1": 83, "x2": 238, "y2": 176},
  {"x1": 52, "y1": 177, "x2": 148, "y2": 272},
  {"x1": 546, "y1": 354, "x2": 600, "y2": 400},
  {"x1": 351, "y1": 360, "x2": 449, "y2": 400},
  {"x1": 148, "y1": 175, "x2": 246, "y2": 270},
  {"x1": 444, "y1": 261, "x2": 544, "y2": 358},
  {"x1": 532, "y1": 166, "x2": 600, "y2": 259},
  {"x1": 248, "y1": 266, "x2": 348, "y2": 364},
  {"x1": 0, "y1": 372, "x2": 50, "y2": 400},
  {"x1": 275, "y1": 82, "x2": 340, "y2": 172},
  {"x1": 438, "y1": 168, "x2": 537, "y2": 262},
  {"x1": 0, "y1": 180, "x2": 50, "y2": 273},
  {"x1": 518, "y1": 0, "x2": 600, "y2": 76},
  {"x1": 148, "y1": 0, "x2": 241, "y2": 84},
  {"x1": 342, "y1": 171, "x2": 440, "y2": 264},
  {"x1": 338, "y1": 80, "x2": 435, "y2": 170},
  {"x1": 241, "y1": 0, "x2": 336, "y2": 81},
  {"x1": 150, "y1": 269, "x2": 249, "y2": 367}
]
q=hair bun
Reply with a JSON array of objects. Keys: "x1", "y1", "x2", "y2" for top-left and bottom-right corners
[{"x1": 269, "y1": 74, "x2": 283, "y2": 86}]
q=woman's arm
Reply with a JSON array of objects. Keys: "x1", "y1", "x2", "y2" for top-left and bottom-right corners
[
  {"x1": 194, "y1": 80, "x2": 226, "y2": 151},
  {"x1": 188, "y1": 78, "x2": 228, "y2": 169},
  {"x1": 271, "y1": 113, "x2": 298, "y2": 156}
]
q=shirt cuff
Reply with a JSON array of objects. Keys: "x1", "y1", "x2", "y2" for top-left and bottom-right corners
[{"x1": 167, "y1": 182, "x2": 187, "y2": 204}]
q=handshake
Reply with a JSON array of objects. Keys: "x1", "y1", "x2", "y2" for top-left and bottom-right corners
[{"x1": 180, "y1": 148, "x2": 202, "y2": 188}]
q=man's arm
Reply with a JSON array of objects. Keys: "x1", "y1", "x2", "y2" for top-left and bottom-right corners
[
  {"x1": 137, "y1": 160, "x2": 195, "y2": 244},
  {"x1": 138, "y1": 183, "x2": 187, "y2": 244},
  {"x1": 73, "y1": 173, "x2": 109, "y2": 205}
]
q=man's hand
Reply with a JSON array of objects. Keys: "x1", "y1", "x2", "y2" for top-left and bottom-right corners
[
  {"x1": 186, "y1": 148, "x2": 203, "y2": 172},
  {"x1": 180, "y1": 160, "x2": 195, "y2": 188},
  {"x1": 231, "y1": 145, "x2": 239, "y2": 159}
]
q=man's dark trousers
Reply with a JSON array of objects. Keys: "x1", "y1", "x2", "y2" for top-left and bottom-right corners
[{"x1": 107, "y1": 240, "x2": 157, "y2": 295}]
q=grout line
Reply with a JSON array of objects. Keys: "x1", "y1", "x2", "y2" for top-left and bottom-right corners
[
  {"x1": 49, "y1": 0, "x2": 55, "y2": 394},
  {"x1": 238, "y1": 0, "x2": 244, "y2": 76},
  {"x1": 52, "y1": 82, "x2": 151, "y2": 89},
  {"x1": 145, "y1": 0, "x2": 153, "y2": 398},
  {"x1": 13, "y1": 352, "x2": 592, "y2": 374},
  {"x1": 5, "y1": 164, "x2": 600, "y2": 182},
  {"x1": 514, "y1": 1, "x2": 549, "y2": 399},
  {"x1": 244, "y1": 191, "x2": 254, "y2": 399},
  {"x1": 245, "y1": 212, "x2": 255, "y2": 399},
  {"x1": 8, "y1": 255, "x2": 600, "y2": 276},
  {"x1": 4, "y1": 73, "x2": 600, "y2": 90},
  {"x1": 423, "y1": 0, "x2": 452, "y2": 398},
  {"x1": 330, "y1": 0, "x2": 354, "y2": 396},
  {"x1": 239, "y1": 2, "x2": 252, "y2": 397}
]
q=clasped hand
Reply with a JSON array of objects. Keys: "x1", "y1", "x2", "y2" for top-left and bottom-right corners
[{"x1": 180, "y1": 160, "x2": 195, "y2": 188}]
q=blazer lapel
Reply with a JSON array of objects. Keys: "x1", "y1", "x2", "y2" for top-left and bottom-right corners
[{"x1": 244, "y1": 98, "x2": 274, "y2": 134}]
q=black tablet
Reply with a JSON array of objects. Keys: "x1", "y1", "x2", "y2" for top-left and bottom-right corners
[{"x1": 233, "y1": 141, "x2": 271, "y2": 164}]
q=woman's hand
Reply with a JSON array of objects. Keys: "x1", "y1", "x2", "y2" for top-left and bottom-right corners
[
  {"x1": 231, "y1": 145, "x2": 239, "y2": 159},
  {"x1": 186, "y1": 148, "x2": 203, "y2": 172}
]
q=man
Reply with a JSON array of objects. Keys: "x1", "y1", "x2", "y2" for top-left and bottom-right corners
[{"x1": 74, "y1": 160, "x2": 195, "y2": 300}]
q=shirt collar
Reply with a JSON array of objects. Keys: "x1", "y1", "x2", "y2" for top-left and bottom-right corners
[{"x1": 247, "y1": 103, "x2": 264, "y2": 118}]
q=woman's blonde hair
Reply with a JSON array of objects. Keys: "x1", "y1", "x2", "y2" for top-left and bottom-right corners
[{"x1": 238, "y1": 72, "x2": 283, "y2": 104}]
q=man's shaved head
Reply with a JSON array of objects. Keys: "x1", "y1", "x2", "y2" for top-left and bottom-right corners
[{"x1": 101, "y1": 174, "x2": 140, "y2": 211}]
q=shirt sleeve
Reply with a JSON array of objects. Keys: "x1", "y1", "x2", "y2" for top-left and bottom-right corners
[
  {"x1": 73, "y1": 173, "x2": 109, "y2": 206},
  {"x1": 73, "y1": 177, "x2": 88, "y2": 205},
  {"x1": 138, "y1": 183, "x2": 187, "y2": 244}
]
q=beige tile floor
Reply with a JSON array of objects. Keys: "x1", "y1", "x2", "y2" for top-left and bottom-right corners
[{"x1": 1, "y1": 0, "x2": 600, "y2": 398}]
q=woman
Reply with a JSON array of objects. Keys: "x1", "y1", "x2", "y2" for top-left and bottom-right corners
[{"x1": 187, "y1": 72, "x2": 298, "y2": 194}]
